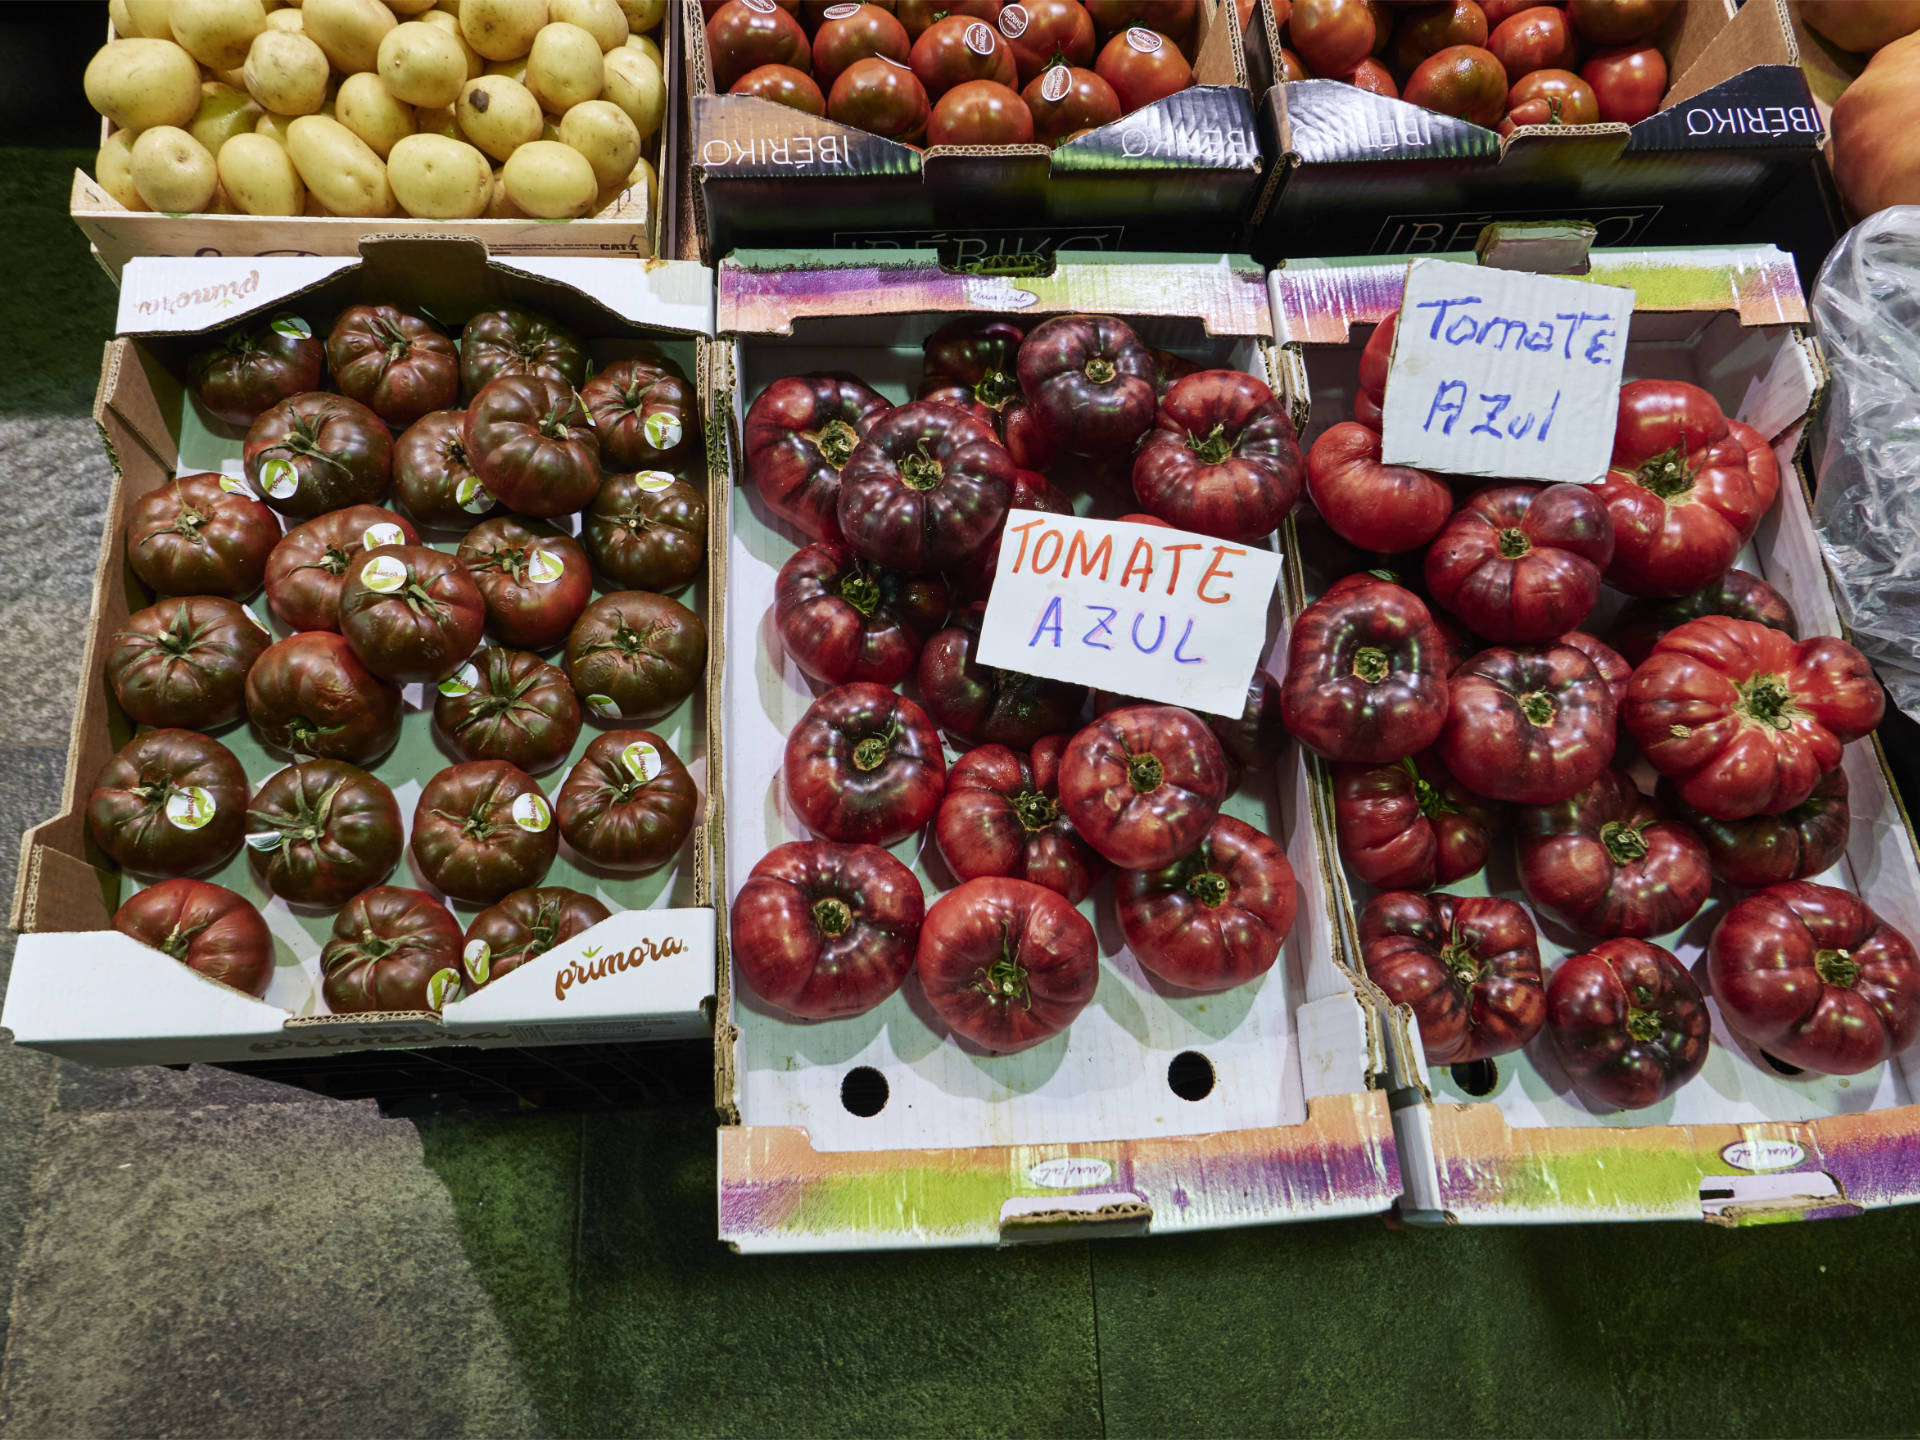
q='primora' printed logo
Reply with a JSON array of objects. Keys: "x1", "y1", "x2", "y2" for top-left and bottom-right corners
[{"x1": 554, "y1": 935, "x2": 689, "y2": 1001}]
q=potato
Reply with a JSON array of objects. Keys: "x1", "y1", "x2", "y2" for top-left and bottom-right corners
[
  {"x1": 387, "y1": 0, "x2": 440, "y2": 12},
  {"x1": 334, "y1": 72, "x2": 416, "y2": 158},
  {"x1": 485, "y1": 168, "x2": 525, "y2": 217},
  {"x1": 123, "y1": 0, "x2": 176, "y2": 39},
  {"x1": 285, "y1": 113, "x2": 394, "y2": 214},
  {"x1": 502, "y1": 138, "x2": 595, "y2": 216},
  {"x1": 600, "y1": 45, "x2": 662, "y2": 140},
  {"x1": 109, "y1": 0, "x2": 141, "y2": 38},
  {"x1": 557, "y1": 98, "x2": 637, "y2": 187},
  {"x1": 485, "y1": 57, "x2": 528, "y2": 81},
  {"x1": 243, "y1": 29, "x2": 329, "y2": 114},
  {"x1": 255, "y1": 109, "x2": 295, "y2": 141},
  {"x1": 169, "y1": 0, "x2": 267, "y2": 69},
  {"x1": 130, "y1": 126, "x2": 220, "y2": 212},
  {"x1": 620, "y1": 30, "x2": 659, "y2": 69},
  {"x1": 85, "y1": 39, "x2": 202, "y2": 132},
  {"x1": 189, "y1": 81, "x2": 261, "y2": 152},
  {"x1": 217, "y1": 130, "x2": 305, "y2": 213},
  {"x1": 614, "y1": 0, "x2": 663, "y2": 33},
  {"x1": 420, "y1": 8, "x2": 485, "y2": 77},
  {"x1": 455, "y1": 74, "x2": 542, "y2": 160},
  {"x1": 387, "y1": 132, "x2": 492, "y2": 216},
  {"x1": 549, "y1": 0, "x2": 625, "y2": 51},
  {"x1": 414, "y1": 103, "x2": 462, "y2": 138},
  {"x1": 263, "y1": 6, "x2": 304, "y2": 29},
  {"x1": 376, "y1": 21, "x2": 466, "y2": 106},
  {"x1": 526, "y1": 22, "x2": 601, "y2": 112},
  {"x1": 302, "y1": 0, "x2": 395, "y2": 73},
  {"x1": 461, "y1": 0, "x2": 547, "y2": 61},
  {"x1": 95, "y1": 131, "x2": 148, "y2": 210}
]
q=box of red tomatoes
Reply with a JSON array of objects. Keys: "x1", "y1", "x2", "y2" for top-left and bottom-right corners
[
  {"x1": 1270, "y1": 240, "x2": 1920, "y2": 1225},
  {"x1": 1247, "y1": 0, "x2": 1825, "y2": 263},
  {"x1": 682, "y1": 0, "x2": 1266, "y2": 265},
  {"x1": 709, "y1": 248, "x2": 1409, "y2": 1252},
  {"x1": 4, "y1": 237, "x2": 726, "y2": 1076}
]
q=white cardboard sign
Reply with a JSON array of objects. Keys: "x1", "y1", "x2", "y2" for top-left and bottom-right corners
[
  {"x1": 1379, "y1": 257, "x2": 1634, "y2": 485},
  {"x1": 975, "y1": 511, "x2": 1281, "y2": 718}
]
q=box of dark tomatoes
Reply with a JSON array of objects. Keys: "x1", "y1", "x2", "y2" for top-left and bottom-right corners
[
  {"x1": 4, "y1": 237, "x2": 725, "y2": 1079},
  {"x1": 1246, "y1": 0, "x2": 1825, "y2": 263},
  {"x1": 682, "y1": 0, "x2": 1266, "y2": 265},
  {"x1": 1270, "y1": 241, "x2": 1920, "y2": 1225},
  {"x1": 710, "y1": 249, "x2": 1408, "y2": 1251}
]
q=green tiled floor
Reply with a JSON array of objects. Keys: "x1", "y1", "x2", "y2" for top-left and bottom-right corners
[{"x1": 6, "y1": 145, "x2": 1920, "y2": 1438}]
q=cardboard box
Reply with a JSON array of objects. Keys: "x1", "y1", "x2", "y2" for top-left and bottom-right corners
[
  {"x1": 683, "y1": 0, "x2": 1265, "y2": 265},
  {"x1": 1272, "y1": 242, "x2": 1920, "y2": 1225},
  {"x1": 710, "y1": 251, "x2": 1405, "y2": 1252},
  {"x1": 6, "y1": 238, "x2": 724, "y2": 1070},
  {"x1": 1249, "y1": 0, "x2": 1826, "y2": 262}
]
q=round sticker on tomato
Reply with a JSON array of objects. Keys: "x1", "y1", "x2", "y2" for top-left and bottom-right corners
[
  {"x1": 511, "y1": 790, "x2": 551, "y2": 832},
  {"x1": 632, "y1": 470, "x2": 677, "y2": 492},
  {"x1": 586, "y1": 693, "x2": 622, "y2": 719},
  {"x1": 966, "y1": 20, "x2": 996, "y2": 54},
  {"x1": 621, "y1": 739, "x2": 663, "y2": 782},
  {"x1": 425, "y1": 967, "x2": 459, "y2": 1010},
  {"x1": 1126, "y1": 26, "x2": 1162, "y2": 52},
  {"x1": 742, "y1": 0, "x2": 776, "y2": 11},
  {"x1": 463, "y1": 937, "x2": 491, "y2": 986},
  {"x1": 218, "y1": 473, "x2": 251, "y2": 495},
  {"x1": 526, "y1": 549, "x2": 566, "y2": 585},
  {"x1": 243, "y1": 606, "x2": 271, "y2": 633},
  {"x1": 438, "y1": 661, "x2": 481, "y2": 697},
  {"x1": 642, "y1": 412, "x2": 683, "y2": 452},
  {"x1": 269, "y1": 315, "x2": 312, "y2": 339},
  {"x1": 259, "y1": 458, "x2": 299, "y2": 500},
  {"x1": 823, "y1": 1, "x2": 859, "y2": 17},
  {"x1": 1041, "y1": 63, "x2": 1071, "y2": 102},
  {"x1": 244, "y1": 829, "x2": 284, "y2": 851},
  {"x1": 358, "y1": 554, "x2": 408, "y2": 593},
  {"x1": 165, "y1": 786, "x2": 218, "y2": 831},
  {"x1": 999, "y1": 4, "x2": 1030, "y2": 38},
  {"x1": 455, "y1": 476, "x2": 493, "y2": 514},
  {"x1": 362, "y1": 521, "x2": 405, "y2": 550}
]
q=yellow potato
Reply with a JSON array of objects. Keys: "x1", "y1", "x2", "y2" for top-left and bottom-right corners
[
  {"x1": 376, "y1": 21, "x2": 467, "y2": 106},
  {"x1": 109, "y1": 0, "x2": 141, "y2": 38},
  {"x1": 243, "y1": 29, "x2": 329, "y2": 114},
  {"x1": 263, "y1": 6, "x2": 304, "y2": 29},
  {"x1": 526, "y1": 22, "x2": 602, "y2": 112},
  {"x1": 285, "y1": 113, "x2": 394, "y2": 214},
  {"x1": 335, "y1": 71, "x2": 416, "y2": 157},
  {"x1": 461, "y1": 0, "x2": 547, "y2": 61},
  {"x1": 420, "y1": 8, "x2": 485, "y2": 77},
  {"x1": 455, "y1": 73, "x2": 542, "y2": 159},
  {"x1": 302, "y1": 0, "x2": 394, "y2": 73},
  {"x1": 123, "y1": 0, "x2": 177, "y2": 39},
  {"x1": 620, "y1": 30, "x2": 659, "y2": 68},
  {"x1": 255, "y1": 109, "x2": 295, "y2": 141},
  {"x1": 387, "y1": 132, "x2": 492, "y2": 216},
  {"x1": 485, "y1": 56, "x2": 528, "y2": 81},
  {"x1": 502, "y1": 138, "x2": 596, "y2": 216},
  {"x1": 485, "y1": 167, "x2": 525, "y2": 216},
  {"x1": 84, "y1": 39, "x2": 202, "y2": 132},
  {"x1": 557, "y1": 98, "x2": 637, "y2": 187},
  {"x1": 387, "y1": 0, "x2": 440, "y2": 12},
  {"x1": 549, "y1": 0, "x2": 625, "y2": 51},
  {"x1": 217, "y1": 130, "x2": 306, "y2": 212},
  {"x1": 190, "y1": 81, "x2": 262, "y2": 151},
  {"x1": 614, "y1": 0, "x2": 663, "y2": 33},
  {"x1": 129, "y1": 125, "x2": 220, "y2": 212},
  {"x1": 600, "y1": 45, "x2": 661, "y2": 140},
  {"x1": 95, "y1": 131, "x2": 149, "y2": 210},
  {"x1": 169, "y1": 0, "x2": 267, "y2": 69},
  {"x1": 414, "y1": 102, "x2": 462, "y2": 138}
]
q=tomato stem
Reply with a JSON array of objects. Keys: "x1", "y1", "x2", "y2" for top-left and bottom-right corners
[
  {"x1": 899, "y1": 439, "x2": 944, "y2": 492},
  {"x1": 318, "y1": 543, "x2": 353, "y2": 577},
  {"x1": 1814, "y1": 947, "x2": 1860, "y2": 988},
  {"x1": 537, "y1": 408, "x2": 574, "y2": 441},
  {"x1": 812, "y1": 897, "x2": 852, "y2": 936},
  {"x1": 1400, "y1": 756, "x2": 1461, "y2": 818},
  {"x1": 805, "y1": 418, "x2": 860, "y2": 470},
  {"x1": 1736, "y1": 673, "x2": 1798, "y2": 732},
  {"x1": 159, "y1": 923, "x2": 192, "y2": 962},
  {"x1": 1186, "y1": 422, "x2": 1238, "y2": 466},
  {"x1": 974, "y1": 368, "x2": 1020, "y2": 410},
  {"x1": 1496, "y1": 527, "x2": 1531, "y2": 559},
  {"x1": 1519, "y1": 689, "x2": 1556, "y2": 727},
  {"x1": 272, "y1": 412, "x2": 353, "y2": 477},
  {"x1": 852, "y1": 720, "x2": 899, "y2": 773},
  {"x1": 1352, "y1": 646, "x2": 1389, "y2": 684},
  {"x1": 1635, "y1": 442, "x2": 1695, "y2": 500},
  {"x1": 836, "y1": 567, "x2": 882, "y2": 617},
  {"x1": 1084, "y1": 356, "x2": 1116, "y2": 385},
  {"x1": 1439, "y1": 933, "x2": 1481, "y2": 991},
  {"x1": 248, "y1": 775, "x2": 346, "y2": 847},
  {"x1": 1011, "y1": 788, "x2": 1058, "y2": 833},
  {"x1": 1625, "y1": 1007, "x2": 1661, "y2": 1043},
  {"x1": 973, "y1": 923, "x2": 1032, "y2": 1011},
  {"x1": 1599, "y1": 819, "x2": 1648, "y2": 865},
  {"x1": 1127, "y1": 751, "x2": 1164, "y2": 794},
  {"x1": 1186, "y1": 867, "x2": 1230, "y2": 909}
]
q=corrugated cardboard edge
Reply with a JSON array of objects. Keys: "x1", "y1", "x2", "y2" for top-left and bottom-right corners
[{"x1": 703, "y1": 335, "x2": 739, "y2": 1122}]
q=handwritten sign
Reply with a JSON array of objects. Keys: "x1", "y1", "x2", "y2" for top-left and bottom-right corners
[
  {"x1": 1379, "y1": 257, "x2": 1634, "y2": 485},
  {"x1": 975, "y1": 512, "x2": 1282, "y2": 718}
]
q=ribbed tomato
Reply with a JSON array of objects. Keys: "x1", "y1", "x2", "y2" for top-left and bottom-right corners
[
  {"x1": 1117, "y1": 814, "x2": 1298, "y2": 992},
  {"x1": 916, "y1": 876, "x2": 1098, "y2": 1052},
  {"x1": 113, "y1": 878, "x2": 273, "y2": 997}
]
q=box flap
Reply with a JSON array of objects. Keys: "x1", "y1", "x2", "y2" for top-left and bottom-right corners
[
  {"x1": 1277, "y1": 80, "x2": 1503, "y2": 165},
  {"x1": 1628, "y1": 65, "x2": 1824, "y2": 152},
  {"x1": 690, "y1": 94, "x2": 922, "y2": 179},
  {"x1": 1048, "y1": 86, "x2": 1262, "y2": 175},
  {"x1": 441, "y1": 906, "x2": 715, "y2": 1026},
  {"x1": 118, "y1": 258, "x2": 360, "y2": 335}
]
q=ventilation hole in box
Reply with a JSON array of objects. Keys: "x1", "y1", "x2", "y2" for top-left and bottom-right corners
[
  {"x1": 1449, "y1": 1059, "x2": 1498, "y2": 1097},
  {"x1": 1761, "y1": 1051, "x2": 1805, "y2": 1078},
  {"x1": 840, "y1": 1066, "x2": 889, "y2": 1117},
  {"x1": 1167, "y1": 1050, "x2": 1215, "y2": 1102}
]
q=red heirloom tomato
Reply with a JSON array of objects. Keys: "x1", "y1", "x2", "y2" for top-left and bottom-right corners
[
  {"x1": 900, "y1": 0, "x2": 1002, "y2": 38},
  {"x1": 731, "y1": 840, "x2": 924, "y2": 1018},
  {"x1": 1481, "y1": 0, "x2": 1553, "y2": 26},
  {"x1": 459, "y1": 308, "x2": 588, "y2": 395},
  {"x1": 457, "y1": 516, "x2": 593, "y2": 651},
  {"x1": 583, "y1": 472, "x2": 707, "y2": 594},
  {"x1": 1306, "y1": 422, "x2": 1452, "y2": 555},
  {"x1": 1355, "y1": 309, "x2": 1396, "y2": 421},
  {"x1": 1131, "y1": 370, "x2": 1304, "y2": 544},
  {"x1": 105, "y1": 596, "x2": 270, "y2": 731},
  {"x1": 245, "y1": 758, "x2": 404, "y2": 906},
  {"x1": 1058, "y1": 704, "x2": 1228, "y2": 870},
  {"x1": 1340, "y1": 57, "x2": 1399, "y2": 95},
  {"x1": 393, "y1": 410, "x2": 497, "y2": 527},
  {"x1": 1623, "y1": 616, "x2": 1884, "y2": 820},
  {"x1": 265, "y1": 504, "x2": 418, "y2": 632},
  {"x1": 918, "y1": 605, "x2": 1087, "y2": 748},
  {"x1": 87, "y1": 729, "x2": 248, "y2": 877},
  {"x1": 336, "y1": 545, "x2": 486, "y2": 684},
  {"x1": 917, "y1": 316, "x2": 1025, "y2": 423},
  {"x1": 320, "y1": 886, "x2": 465, "y2": 1013},
  {"x1": 190, "y1": 314, "x2": 324, "y2": 427},
  {"x1": 1085, "y1": 0, "x2": 1194, "y2": 42},
  {"x1": 1017, "y1": 313, "x2": 1157, "y2": 458},
  {"x1": 930, "y1": 79, "x2": 1035, "y2": 142},
  {"x1": 835, "y1": 401, "x2": 1014, "y2": 572},
  {"x1": 1567, "y1": 0, "x2": 1672, "y2": 46},
  {"x1": 1487, "y1": 4, "x2": 1577, "y2": 76},
  {"x1": 1149, "y1": 346, "x2": 1202, "y2": 397},
  {"x1": 565, "y1": 591, "x2": 707, "y2": 723},
  {"x1": 1437, "y1": 643, "x2": 1616, "y2": 804},
  {"x1": 1291, "y1": 0, "x2": 1376, "y2": 74},
  {"x1": 1501, "y1": 67, "x2": 1597, "y2": 130},
  {"x1": 958, "y1": 467, "x2": 1070, "y2": 598},
  {"x1": 775, "y1": 541, "x2": 949, "y2": 687},
  {"x1": 815, "y1": 3, "x2": 911, "y2": 89},
  {"x1": 1559, "y1": 628, "x2": 1630, "y2": 721},
  {"x1": 325, "y1": 304, "x2": 458, "y2": 427},
  {"x1": 998, "y1": 0, "x2": 1095, "y2": 85},
  {"x1": 556, "y1": 730, "x2": 698, "y2": 870},
  {"x1": 113, "y1": 877, "x2": 274, "y2": 997},
  {"x1": 1094, "y1": 26, "x2": 1191, "y2": 109},
  {"x1": 579, "y1": 351, "x2": 698, "y2": 473},
  {"x1": 243, "y1": 393, "x2": 393, "y2": 519},
  {"x1": 1546, "y1": 938, "x2": 1710, "y2": 1109},
  {"x1": 731, "y1": 62, "x2": 828, "y2": 111},
  {"x1": 246, "y1": 632, "x2": 402, "y2": 764},
  {"x1": 1581, "y1": 41, "x2": 1663, "y2": 122},
  {"x1": 917, "y1": 876, "x2": 1098, "y2": 1051},
  {"x1": 1118, "y1": 814, "x2": 1298, "y2": 993},
  {"x1": 784, "y1": 681, "x2": 947, "y2": 844},
  {"x1": 411, "y1": 760, "x2": 559, "y2": 904},
  {"x1": 1025, "y1": 64, "x2": 1122, "y2": 140},
  {"x1": 1333, "y1": 750, "x2": 1504, "y2": 891},
  {"x1": 935, "y1": 737, "x2": 1107, "y2": 903},
  {"x1": 707, "y1": 0, "x2": 813, "y2": 89},
  {"x1": 462, "y1": 886, "x2": 610, "y2": 987},
  {"x1": 1280, "y1": 579, "x2": 1452, "y2": 764},
  {"x1": 1423, "y1": 483, "x2": 1614, "y2": 643},
  {"x1": 1709, "y1": 880, "x2": 1920, "y2": 1075},
  {"x1": 1661, "y1": 768, "x2": 1849, "y2": 891},
  {"x1": 1516, "y1": 766, "x2": 1710, "y2": 938},
  {"x1": 829, "y1": 55, "x2": 933, "y2": 140},
  {"x1": 911, "y1": 14, "x2": 1018, "y2": 98},
  {"x1": 1611, "y1": 567, "x2": 1798, "y2": 666},
  {"x1": 1277, "y1": 46, "x2": 1307, "y2": 80},
  {"x1": 127, "y1": 474, "x2": 280, "y2": 600},
  {"x1": 435, "y1": 646, "x2": 583, "y2": 773},
  {"x1": 1361, "y1": 890, "x2": 1547, "y2": 1064},
  {"x1": 744, "y1": 373, "x2": 893, "y2": 543},
  {"x1": 1405, "y1": 44, "x2": 1509, "y2": 126},
  {"x1": 1390, "y1": 0, "x2": 1488, "y2": 74},
  {"x1": 1596, "y1": 380, "x2": 1778, "y2": 598},
  {"x1": 465, "y1": 374, "x2": 603, "y2": 519}
]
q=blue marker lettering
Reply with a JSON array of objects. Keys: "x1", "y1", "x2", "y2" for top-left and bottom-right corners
[
  {"x1": 1426, "y1": 379, "x2": 1467, "y2": 435},
  {"x1": 1029, "y1": 596, "x2": 1063, "y2": 648},
  {"x1": 1083, "y1": 605, "x2": 1116, "y2": 650},
  {"x1": 1131, "y1": 612, "x2": 1167, "y2": 654},
  {"x1": 1471, "y1": 394, "x2": 1511, "y2": 438},
  {"x1": 1173, "y1": 619, "x2": 1204, "y2": 665},
  {"x1": 1414, "y1": 295, "x2": 1482, "y2": 340}
]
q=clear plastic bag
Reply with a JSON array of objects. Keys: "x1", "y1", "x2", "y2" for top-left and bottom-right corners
[{"x1": 1812, "y1": 207, "x2": 1920, "y2": 723}]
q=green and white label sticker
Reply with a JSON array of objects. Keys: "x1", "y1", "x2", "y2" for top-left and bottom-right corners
[
  {"x1": 218, "y1": 474, "x2": 251, "y2": 495},
  {"x1": 362, "y1": 521, "x2": 406, "y2": 549},
  {"x1": 359, "y1": 553, "x2": 408, "y2": 593},
  {"x1": 512, "y1": 790, "x2": 551, "y2": 832},
  {"x1": 438, "y1": 661, "x2": 481, "y2": 698},
  {"x1": 425, "y1": 967, "x2": 459, "y2": 1011},
  {"x1": 585, "y1": 693, "x2": 622, "y2": 719},
  {"x1": 455, "y1": 476, "x2": 493, "y2": 514},
  {"x1": 242, "y1": 605, "x2": 271, "y2": 633},
  {"x1": 642, "y1": 412, "x2": 682, "y2": 451},
  {"x1": 270, "y1": 315, "x2": 312, "y2": 338},
  {"x1": 632, "y1": 470, "x2": 676, "y2": 492},
  {"x1": 621, "y1": 739, "x2": 662, "y2": 782},
  {"x1": 463, "y1": 938, "x2": 491, "y2": 986},
  {"x1": 527, "y1": 549, "x2": 565, "y2": 585},
  {"x1": 165, "y1": 786, "x2": 217, "y2": 830},
  {"x1": 259, "y1": 458, "x2": 299, "y2": 500},
  {"x1": 244, "y1": 830, "x2": 283, "y2": 851}
]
